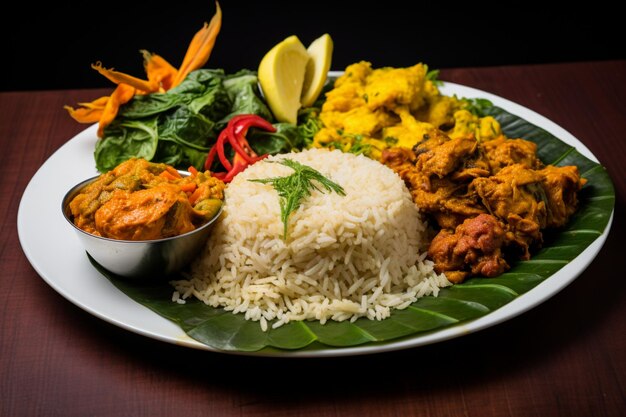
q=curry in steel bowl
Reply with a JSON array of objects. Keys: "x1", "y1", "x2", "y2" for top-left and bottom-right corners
[
  {"x1": 62, "y1": 158, "x2": 225, "y2": 278},
  {"x1": 67, "y1": 158, "x2": 224, "y2": 241}
]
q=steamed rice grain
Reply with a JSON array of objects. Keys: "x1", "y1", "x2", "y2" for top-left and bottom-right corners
[{"x1": 171, "y1": 148, "x2": 450, "y2": 329}]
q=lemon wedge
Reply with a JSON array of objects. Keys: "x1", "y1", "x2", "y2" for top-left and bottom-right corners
[
  {"x1": 301, "y1": 34, "x2": 333, "y2": 108},
  {"x1": 258, "y1": 35, "x2": 310, "y2": 124}
]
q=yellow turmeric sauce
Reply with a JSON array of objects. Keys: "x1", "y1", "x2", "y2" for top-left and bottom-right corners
[{"x1": 69, "y1": 158, "x2": 224, "y2": 241}]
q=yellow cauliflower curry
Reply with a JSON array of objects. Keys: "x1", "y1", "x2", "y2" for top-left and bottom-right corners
[
  {"x1": 69, "y1": 158, "x2": 225, "y2": 241},
  {"x1": 312, "y1": 61, "x2": 501, "y2": 159}
]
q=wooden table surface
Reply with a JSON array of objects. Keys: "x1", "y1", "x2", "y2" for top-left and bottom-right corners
[{"x1": 1, "y1": 60, "x2": 625, "y2": 417}]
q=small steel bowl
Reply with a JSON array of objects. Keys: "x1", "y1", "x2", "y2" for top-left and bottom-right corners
[{"x1": 62, "y1": 174, "x2": 222, "y2": 280}]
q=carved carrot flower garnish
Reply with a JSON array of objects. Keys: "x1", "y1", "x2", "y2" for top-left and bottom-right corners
[{"x1": 65, "y1": 1, "x2": 222, "y2": 138}]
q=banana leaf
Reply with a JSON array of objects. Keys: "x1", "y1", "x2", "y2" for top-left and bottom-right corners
[{"x1": 92, "y1": 105, "x2": 614, "y2": 352}]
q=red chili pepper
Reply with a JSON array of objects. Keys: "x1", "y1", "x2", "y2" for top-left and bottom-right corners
[
  {"x1": 224, "y1": 115, "x2": 275, "y2": 164},
  {"x1": 219, "y1": 152, "x2": 249, "y2": 183},
  {"x1": 203, "y1": 114, "x2": 276, "y2": 182},
  {"x1": 215, "y1": 130, "x2": 233, "y2": 171},
  {"x1": 204, "y1": 130, "x2": 232, "y2": 171}
]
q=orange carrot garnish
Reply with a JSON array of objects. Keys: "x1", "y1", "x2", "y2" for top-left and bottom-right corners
[
  {"x1": 179, "y1": 183, "x2": 197, "y2": 193},
  {"x1": 188, "y1": 187, "x2": 204, "y2": 205},
  {"x1": 64, "y1": 106, "x2": 103, "y2": 124},
  {"x1": 80, "y1": 96, "x2": 110, "y2": 109},
  {"x1": 64, "y1": 96, "x2": 109, "y2": 123},
  {"x1": 65, "y1": 1, "x2": 223, "y2": 138},
  {"x1": 91, "y1": 62, "x2": 158, "y2": 93},
  {"x1": 165, "y1": 165, "x2": 182, "y2": 178},
  {"x1": 188, "y1": 166, "x2": 199, "y2": 177},
  {"x1": 159, "y1": 170, "x2": 181, "y2": 181},
  {"x1": 142, "y1": 50, "x2": 178, "y2": 92},
  {"x1": 172, "y1": 1, "x2": 222, "y2": 87},
  {"x1": 97, "y1": 84, "x2": 136, "y2": 137}
]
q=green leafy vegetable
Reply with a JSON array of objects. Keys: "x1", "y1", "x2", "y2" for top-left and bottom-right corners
[
  {"x1": 346, "y1": 134, "x2": 373, "y2": 155},
  {"x1": 426, "y1": 67, "x2": 443, "y2": 87},
  {"x1": 220, "y1": 70, "x2": 274, "y2": 122},
  {"x1": 95, "y1": 69, "x2": 273, "y2": 173},
  {"x1": 94, "y1": 118, "x2": 159, "y2": 172},
  {"x1": 249, "y1": 159, "x2": 346, "y2": 238},
  {"x1": 116, "y1": 93, "x2": 189, "y2": 119},
  {"x1": 461, "y1": 97, "x2": 494, "y2": 117},
  {"x1": 246, "y1": 123, "x2": 306, "y2": 156},
  {"x1": 156, "y1": 106, "x2": 214, "y2": 169},
  {"x1": 94, "y1": 105, "x2": 614, "y2": 353},
  {"x1": 296, "y1": 108, "x2": 323, "y2": 147},
  {"x1": 291, "y1": 76, "x2": 334, "y2": 147}
]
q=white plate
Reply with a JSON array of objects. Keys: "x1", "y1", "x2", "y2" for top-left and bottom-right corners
[{"x1": 17, "y1": 82, "x2": 613, "y2": 357}]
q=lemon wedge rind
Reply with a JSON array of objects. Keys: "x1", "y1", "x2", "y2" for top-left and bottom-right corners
[{"x1": 301, "y1": 33, "x2": 333, "y2": 108}]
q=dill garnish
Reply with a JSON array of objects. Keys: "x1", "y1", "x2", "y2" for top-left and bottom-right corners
[{"x1": 249, "y1": 159, "x2": 346, "y2": 239}]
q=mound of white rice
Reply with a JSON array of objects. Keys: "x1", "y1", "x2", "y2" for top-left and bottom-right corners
[{"x1": 171, "y1": 148, "x2": 450, "y2": 330}]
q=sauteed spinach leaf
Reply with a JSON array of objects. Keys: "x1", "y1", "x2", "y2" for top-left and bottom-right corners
[{"x1": 95, "y1": 69, "x2": 308, "y2": 173}]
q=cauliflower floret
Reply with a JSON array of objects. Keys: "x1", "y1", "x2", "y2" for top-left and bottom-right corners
[
  {"x1": 363, "y1": 64, "x2": 428, "y2": 111},
  {"x1": 448, "y1": 110, "x2": 502, "y2": 141}
]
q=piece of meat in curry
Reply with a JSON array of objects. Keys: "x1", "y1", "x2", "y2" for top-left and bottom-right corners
[
  {"x1": 69, "y1": 158, "x2": 225, "y2": 240},
  {"x1": 382, "y1": 134, "x2": 586, "y2": 283}
]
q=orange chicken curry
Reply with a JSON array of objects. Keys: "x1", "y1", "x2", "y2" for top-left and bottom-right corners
[
  {"x1": 69, "y1": 158, "x2": 225, "y2": 241},
  {"x1": 382, "y1": 133, "x2": 586, "y2": 283}
]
